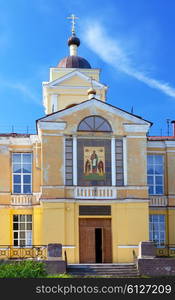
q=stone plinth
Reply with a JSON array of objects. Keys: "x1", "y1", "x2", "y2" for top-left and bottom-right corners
[
  {"x1": 138, "y1": 241, "x2": 156, "y2": 258},
  {"x1": 47, "y1": 244, "x2": 62, "y2": 260}
]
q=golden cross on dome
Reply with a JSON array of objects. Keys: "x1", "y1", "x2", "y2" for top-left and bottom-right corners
[{"x1": 67, "y1": 14, "x2": 79, "y2": 35}]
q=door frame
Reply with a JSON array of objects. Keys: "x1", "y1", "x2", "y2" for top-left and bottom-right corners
[{"x1": 79, "y1": 218, "x2": 112, "y2": 263}]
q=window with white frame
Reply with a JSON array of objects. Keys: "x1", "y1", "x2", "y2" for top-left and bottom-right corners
[
  {"x1": 13, "y1": 215, "x2": 32, "y2": 247},
  {"x1": 12, "y1": 153, "x2": 32, "y2": 194},
  {"x1": 149, "y1": 214, "x2": 165, "y2": 246},
  {"x1": 147, "y1": 154, "x2": 164, "y2": 195}
]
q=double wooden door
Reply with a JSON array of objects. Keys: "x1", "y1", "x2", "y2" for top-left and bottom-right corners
[{"x1": 79, "y1": 218, "x2": 112, "y2": 263}]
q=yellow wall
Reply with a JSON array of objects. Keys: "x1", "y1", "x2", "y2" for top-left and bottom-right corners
[
  {"x1": 44, "y1": 68, "x2": 106, "y2": 113},
  {"x1": 127, "y1": 138, "x2": 147, "y2": 186},
  {"x1": 41, "y1": 136, "x2": 64, "y2": 188},
  {"x1": 28, "y1": 201, "x2": 149, "y2": 263},
  {"x1": 0, "y1": 208, "x2": 11, "y2": 245},
  {"x1": 49, "y1": 68, "x2": 100, "y2": 82},
  {"x1": 0, "y1": 146, "x2": 11, "y2": 194}
]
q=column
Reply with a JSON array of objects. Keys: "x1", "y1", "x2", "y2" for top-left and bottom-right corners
[
  {"x1": 111, "y1": 137, "x2": 116, "y2": 186},
  {"x1": 123, "y1": 137, "x2": 127, "y2": 185},
  {"x1": 73, "y1": 135, "x2": 77, "y2": 185}
]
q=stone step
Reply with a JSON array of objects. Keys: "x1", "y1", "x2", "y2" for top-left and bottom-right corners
[
  {"x1": 67, "y1": 268, "x2": 138, "y2": 273},
  {"x1": 68, "y1": 273, "x2": 139, "y2": 278},
  {"x1": 68, "y1": 272, "x2": 139, "y2": 277},
  {"x1": 67, "y1": 263, "x2": 139, "y2": 277},
  {"x1": 68, "y1": 263, "x2": 135, "y2": 267},
  {"x1": 67, "y1": 269, "x2": 138, "y2": 272},
  {"x1": 67, "y1": 268, "x2": 137, "y2": 271},
  {"x1": 68, "y1": 271, "x2": 139, "y2": 275}
]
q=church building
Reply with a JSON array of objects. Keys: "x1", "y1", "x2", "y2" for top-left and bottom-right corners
[{"x1": 0, "y1": 18, "x2": 175, "y2": 264}]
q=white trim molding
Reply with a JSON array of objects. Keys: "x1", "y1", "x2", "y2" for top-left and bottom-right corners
[
  {"x1": 62, "y1": 245, "x2": 76, "y2": 249},
  {"x1": 40, "y1": 99, "x2": 151, "y2": 125},
  {"x1": 50, "y1": 94, "x2": 58, "y2": 113},
  {"x1": 123, "y1": 123, "x2": 150, "y2": 133},
  {"x1": 73, "y1": 135, "x2": 77, "y2": 186},
  {"x1": 0, "y1": 135, "x2": 39, "y2": 146},
  {"x1": 123, "y1": 137, "x2": 127, "y2": 185},
  {"x1": 127, "y1": 136, "x2": 146, "y2": 139},
  {"x1": 165, "y1": 141, "x2": 175, "y2": 147},
  {"x1": 38, "y1": 121, "x2": 67, "y2": 131},
  {"x1": 40, "y1": 198, "x2": 150, "y2": 204},
  {"x1": 111, "y1": 137, "x2": 116, "y2": 186},
  {"x1": 118, "y1": 245, "x2": 139, "y2": 248},
  {"x1": 147, "y1": 141, "x2": 165, "y2": 148},
  {"x1": 43, "y1": 70, "x2": 106, "y2": 89}
]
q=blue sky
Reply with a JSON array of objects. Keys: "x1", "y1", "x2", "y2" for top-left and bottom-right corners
[{"x1": 0, "y1": 0, "x2": 175, "y2": 135}]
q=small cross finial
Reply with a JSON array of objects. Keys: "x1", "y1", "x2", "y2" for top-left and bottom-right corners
[{"x1": 67, "y1": 14, "x2": 79, "y2": 35}]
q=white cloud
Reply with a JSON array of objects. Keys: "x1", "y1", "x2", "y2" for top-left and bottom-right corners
[
  {"x1": 0, "y1": 78, "x2": 41, "y2": 105},
  {"x1": 82, "y1": 22, "x2": 175, "y2": 98}
]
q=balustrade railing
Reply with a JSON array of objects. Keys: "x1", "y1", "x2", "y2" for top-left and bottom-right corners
[
  {"x1": 155, "y1": 244, "x2": 175, "y2": 257},
  {"x1": 149, "y1": 196, "x2": 168, "y2": 207},
  {"x1": 75, "y1": 186, "x2": 117, "y2": 199},
  {"x1": 11, "y1": 193, "x2": 41, "y2": 205},
  {"x1": 0, "y1": 245, "x2": 47, "y2": 259}
]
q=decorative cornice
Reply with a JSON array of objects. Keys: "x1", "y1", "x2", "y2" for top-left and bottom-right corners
[
  {"x1": 39, "y1": 99, "x2": 151, "y2": 125},
  {"x1": 43, "y1": 70, "x2": 106, "y2": 89},
  {"x1": 123, "y1": 123, "x2": 150, "y2": 133},
  {"x1": 38, "y1": 121, "x2": 67, "y2": 131}
]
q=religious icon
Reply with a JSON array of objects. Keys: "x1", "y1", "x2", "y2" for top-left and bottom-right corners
[
  {"x1": 90, "y1": 150, "x2": 98, "y2": 174},
  {"x1": 84, "y1": 147, "x2": 105, "y2": 180},
  {"x1": 84, "y1": 159, "x2": 91, "y2": 176}
]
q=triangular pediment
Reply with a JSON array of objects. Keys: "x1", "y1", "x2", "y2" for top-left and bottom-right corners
[
  {"x1": 43, "y1": 70, "x2": 106, "y2": 89},
  {"x1": 38, "y1": 98, "x2": 151, "y2": 126}
]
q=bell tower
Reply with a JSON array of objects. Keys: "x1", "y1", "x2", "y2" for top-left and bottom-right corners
[{"x1": 42, "y1": 15, "x2": 108, "y2": 114}]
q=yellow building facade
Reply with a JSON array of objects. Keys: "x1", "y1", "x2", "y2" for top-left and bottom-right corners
[{"x1": 0, "y1": 30, "x2": 175, "y2": 263}]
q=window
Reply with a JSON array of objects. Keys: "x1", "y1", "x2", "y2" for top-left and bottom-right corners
[
  {"x1": 78, "y1": 116, "x2": 112, "y2": 132},
  {"x1": 12, "y1": 153, "x2": 32, "y2": 194},
  {"x1": 115, "y1": 139, "x2": 124, "y2": 186},
  {"x1": 13, "y1": 215, "x2": 32, "y2": 247},
  {"x1": 65, "y1": 139, "x2": 73, "y2": 186},
  {"x1": 147, "y1": 155, "x2": 164, "y2": 195},
  {"x1": 149, "y1": 215, "x2": 165, "y2": 246}
]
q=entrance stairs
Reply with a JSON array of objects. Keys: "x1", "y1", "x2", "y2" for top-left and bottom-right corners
[{"x1": 67, "y1": 263, "x2": 140, "y2": 277}]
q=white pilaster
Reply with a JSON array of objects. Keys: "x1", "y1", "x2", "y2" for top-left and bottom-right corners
[
  {"x1": 73, "y1": 135, "x2": 77, "y2": 185},
  {"x1": 111, "y1": 137, "x2": 116, "y2": 186},
  {"x1": 123, "y1": 137, "x2": 127, "y2": 185},
  {"x1": 50, "y1": 94, "x2": 58, "y2": 113}
]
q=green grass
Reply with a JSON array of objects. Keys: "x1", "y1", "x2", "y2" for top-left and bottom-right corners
[
  {"x1": 0, "y1": 260, "x2": 47, "y2": 278},
  {"x1": 47, "y1": 273, "x2": 74, "y2": 278}
]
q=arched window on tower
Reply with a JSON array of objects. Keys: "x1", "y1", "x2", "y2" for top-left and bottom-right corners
[{"x1": 77, "y1": 116, "x2": 112, "y2": 132}]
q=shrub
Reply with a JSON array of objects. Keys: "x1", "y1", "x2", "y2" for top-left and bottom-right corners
[{"x1": 0, "y1": 260, "x2": 47, "y2": 278}]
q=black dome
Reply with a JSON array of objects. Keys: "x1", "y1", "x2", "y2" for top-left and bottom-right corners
[
  {"x1": 68, "y1": 35, "x2": 80, "y2": 47},
  {"x1": 57, "y1": 55, "x2": 91, "y2": 68}
]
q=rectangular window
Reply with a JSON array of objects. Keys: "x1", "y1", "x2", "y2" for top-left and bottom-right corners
[
  {"x1": 149, "y1": 214, "x2": 165, "y2": 246},
  {"x1": 147, "y1": 154, "x2": 164, "y2": 195},
  {"x1": 12, "y1": 153, "x2": 32, "y2": 194},
  {"x1": 65, "y1": 139, "x2": 73, "y2": 186},
  {"x1": 13, "y1": 215, "x2": 32, "y2": 247},
  {"x1": 115, "y1": 139, "x2": 124, "y2": 186}
]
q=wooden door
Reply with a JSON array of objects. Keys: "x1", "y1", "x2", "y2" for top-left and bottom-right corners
[
  {"x1": 79, "y1": 218, "x2": 112, "y2": 263},
  {"x1": 103, "y1": 224, "x2": 112, "y2": 263},
  {"x1": 79, "y1": 225, "x2": 95, "y2": 263}
]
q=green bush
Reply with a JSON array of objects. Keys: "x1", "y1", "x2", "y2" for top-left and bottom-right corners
[{"x1": 0, "y1": 260, "x2": 47, "y2": 278}]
